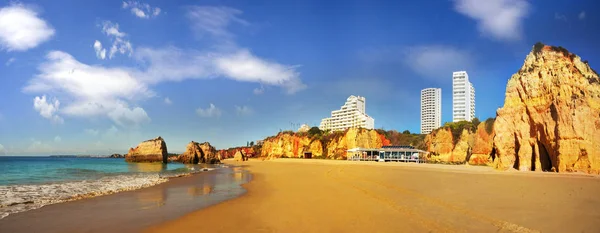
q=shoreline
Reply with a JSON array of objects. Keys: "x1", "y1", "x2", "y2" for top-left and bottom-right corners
[
  {"x1": 0, "y1": 164, "x2": 251, "y2": 233},
  {"x1": 147, "y1": 158, "x2": 600, "y2": 233}
]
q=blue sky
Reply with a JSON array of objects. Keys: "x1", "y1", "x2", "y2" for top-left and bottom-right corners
[{"x1": 0, "y1": 0, "x2": 598, "y2": 155}]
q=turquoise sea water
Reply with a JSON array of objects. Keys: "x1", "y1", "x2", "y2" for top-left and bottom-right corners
[
  {"x1": 0, "y1": 156, "x2": 214, "y2": 219},
  {"x1": 0, "y1": 156, "x2": 189, "y2": 185}
]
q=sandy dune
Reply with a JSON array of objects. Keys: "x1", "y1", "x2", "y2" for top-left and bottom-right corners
[{"x1": 147, "y1": 159, "x2": 600, "y2": 233}]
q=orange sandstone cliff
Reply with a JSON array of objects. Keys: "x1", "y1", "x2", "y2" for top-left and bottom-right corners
[
  {"x1": 260, "y1": 128, "x2": 391, "y2": 159},
  {"x1": 424, "y1": 120, "x2": 495, "y2": 165},
  {"x1": 493, "y1": 43, "x2": 600, "y2": 173},
  {"x1": 125, "y1": 136, "x2": 168, "y2": 163}
]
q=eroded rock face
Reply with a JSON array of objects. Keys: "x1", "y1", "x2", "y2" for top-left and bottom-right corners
[
  {"x1": 233, "y1": 150, "x2": 247, "y2": 161},
  {"x1": 260, "y1": 128, "x2": 386, "y2": 159},
  {"x1": 178, "y1": 141, "x2": 219, "y2": 164},
  {"x1": 493, "y1": 44, "x2": 600, "y2": 173},
  {"x1": 260, "y1": 133, "x2": 323, "y2": 158},
  {"x1": 424, "y1": 121, "x2": 494, "y2": 165},
  {"x1": 125, "y1": 137, "x2": 168, "y2": 163}
]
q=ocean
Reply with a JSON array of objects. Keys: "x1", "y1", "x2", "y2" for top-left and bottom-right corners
[{"x1": 0, "y1": 156, "x2": 217, "y2": 219}]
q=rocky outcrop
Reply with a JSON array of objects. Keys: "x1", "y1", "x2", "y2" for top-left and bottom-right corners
[
  {"x1": 125, "y1": 137, "x2": 168, "y2": 163},
  {"x1": 109, "y1": 153, "x2": 124, "y2": 158},
  {"x1": 493, "y1": 43, "x2": 600, "y2": 173},
  {"x1": 424, "y1": 120, "x2": 495, "y2": 165},
  {"x1": 260, "y1": 128, "x2": 387, "y2": 159},
  {"x1": 233, "y1": 150, "x2": 247, "y2": 161},
  {"x1": 178, "y1": 141, "x2": 219, "y2": 164}
]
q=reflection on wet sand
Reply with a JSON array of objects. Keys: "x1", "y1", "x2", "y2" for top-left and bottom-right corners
[
  {"x1": 187, "y1": 183, "x2": 213, "y2": 197},
  {"x1": 136, "y1": 188, "x2": 167, "y2": 210},
  {"x1": 232, "y1": 167, "x2": 246, "y2": 182},
  {"x1": 128, "y1": 163, "x2": 167, "y2": 173}
]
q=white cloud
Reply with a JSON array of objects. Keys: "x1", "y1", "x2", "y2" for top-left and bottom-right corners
[
  {"x1": 235, "y1": 105, "x2": 253, "y2": 116},
  {"x1": 122, "y1": 1, "x2": 161, "y2": 19},
  {"x1": 100, "y1": 21, "x2": 133, "y2": 59},
  {"x1": 579, "y1": 11, "x2": 586, "y2": 20},
  {"x1": 186, "y1": 6, "x2": 249, "y2": 39},
  {"x1": 404, "y1": 45, "x2": 473, "y2": 82},
  {"x1": 0, "y1": 4, "x2": 55, "y2": 51},
  {"x1": 93, "y1": 40, "x2": 106, "y2": 60},
  {"x1": 134, "y1": 47, "x2": 305, "y2": 94},
  {"x1": 24, "y1": 51, "x2": 153, "y2": 126},
  {"x1": 85, "y1": 129, "x2": 99, "y2": 136},
  {"x1": 107, "y1": 101, "x2": 150, "y2": 126},
  {"x1": 33, "y1": 95, "x2": 64, "y2": 124},
  {"x1": 164, "y1": 97, "x2": 172, "y2": 105},
  {"x1": 0, "y1": 144, "x2": 5, "y2": 155},
  {"x1": 454, "y1": 0, "x2": 529, "y2": 41},
  {"x1": 54, "y1": 136, "x2": 61, "y2": 142},
  {"x1": 554, "y1": 13, "x2": 567, "y2": 21},
  {"x1": 5, "y1": 57, "x2": 15, "y2": 66},
  {"x1": 196, "y1": 103, "x2": 222, "y2": 118}
]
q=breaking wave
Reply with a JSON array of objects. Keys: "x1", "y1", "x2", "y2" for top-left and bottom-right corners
[{"x1": 0, "y1": 168, "x2": 215, "y2": 219}]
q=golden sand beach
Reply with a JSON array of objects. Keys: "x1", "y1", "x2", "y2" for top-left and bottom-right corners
[{"x1": 147, "y1": 159, "x2": 600, "y2": 233}]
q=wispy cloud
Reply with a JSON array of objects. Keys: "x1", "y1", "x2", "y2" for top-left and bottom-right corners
[
  {"x1": 93, "y1": 40, "x2": 106, "y2": 59},
  {"x1": 554, "y1": 13, "x2": 567, "y2": 21},
  {"x1": 5, "y1": 57, "x2": 15, "y2": 66},
  {"x1": 235, "y1": 105, "x2": 254, "y2": 116},
  {"x1": 54, "y1": 136, "x2": 61, "y2": 142},
  {"x1": 196, "y1": 103, "x2": 222, "y2": 118},
  {"x1": 99, "y1": 21, "x2": 133, "y2": 59},
  {"x1": 453, "y1": 0, "x2": 529, "y2": 41},
  {"x1": 579, "y1": 11, "x2": 586, "y2": 20},
  {"x1": 122, "y1": 1, "x2": 161, "y2": 19},
  {"x1": 253, "y1": 86, "x2": 264, "y2": 95},
  {"x1": 404, "y1": 45, "x2": 473, "y2": 82},
  {"x1": 0, "y1": 4, "x2": 55, "y2": 51},
  {"x1": 186, "y1": 6, "x2": 249, "y2": 40},
  {"x1": 0, "y1": 144, "x2": 5, "y2": 155},
  {"x1": 164, "y1": 97, "x2": 172, "y2": 105}
]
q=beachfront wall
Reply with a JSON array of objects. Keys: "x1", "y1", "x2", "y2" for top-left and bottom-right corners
[{"x1": 347, "y1": 147, "x2": 427, "y2": 163}]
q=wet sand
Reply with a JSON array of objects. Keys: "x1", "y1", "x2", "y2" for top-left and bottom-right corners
[
  {"x1": 0, "y1": 166, "x2": 250, "y2": 233},
  {"x1": 148, "y1": 159, "x2": 600, "y2": 233}
]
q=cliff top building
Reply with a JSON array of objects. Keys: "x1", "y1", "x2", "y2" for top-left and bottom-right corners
[
  {"x1": 420, "y1": 88, "x2": 442, "y2": 134},
  {"x1": 452, "y1": 71, "x2": 475, "y2": 122},
  {"x1": 319, "y1": 95, "x2": 375, "y2": 131}
]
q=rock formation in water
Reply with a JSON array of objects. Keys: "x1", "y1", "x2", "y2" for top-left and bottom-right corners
[
  {"x1": 178, "y1": 141, "x2": 219, "y2": 164},
  {"x1": 260, "y1": 128, "x2": 390, "y2": 159},
  {"x1": 424, "y1": 120, "x2": 495, "y2": 165},
  {"x1": 493, "y1": 43, "x2": 600, "y2": 173},
  {"x1": 109, "y1": 153, "x2": 124, "y2": 158},
  {"x1": 125, "y1": 137, "x2": 168, "y2": 163}
]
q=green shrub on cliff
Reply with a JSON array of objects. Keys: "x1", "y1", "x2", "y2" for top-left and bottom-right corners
[
  {"x1": 443, "y1": 120, "x2": 478, "y2": 144},
  {"x1": 484, "y1": 118, "x2": 495, "y2": 134}
]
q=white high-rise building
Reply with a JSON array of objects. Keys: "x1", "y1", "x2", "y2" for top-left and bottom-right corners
[
  {"x1": 452, "y1": 71, "x2": 476, "y2": 122},
  {"x1": 319, "y1": 95, "x2": 375, "y2": 131},
  {"x1": 420, "y1": 88, "x2": 442, "y2": 134}
]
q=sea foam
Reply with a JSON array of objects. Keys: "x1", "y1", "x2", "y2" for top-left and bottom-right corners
[{"x1": 0, "y1": 168, "x2": 213, "y2": 219}]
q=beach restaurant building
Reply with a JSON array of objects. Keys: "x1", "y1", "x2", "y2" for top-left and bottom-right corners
[{"x1": 346, "y1": 146, "x2": 428, "y2": 163}]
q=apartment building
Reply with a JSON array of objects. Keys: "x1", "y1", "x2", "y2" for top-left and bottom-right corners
[
  {"x1": 452, "y1": 71, "x2": 475, "y2": 122},
  {"x1": 319, "y1": 95, "x2": 375, "y2": 131},
  {"x1": 420, "y1": 88, "x2": 442, "y2": 134}
]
